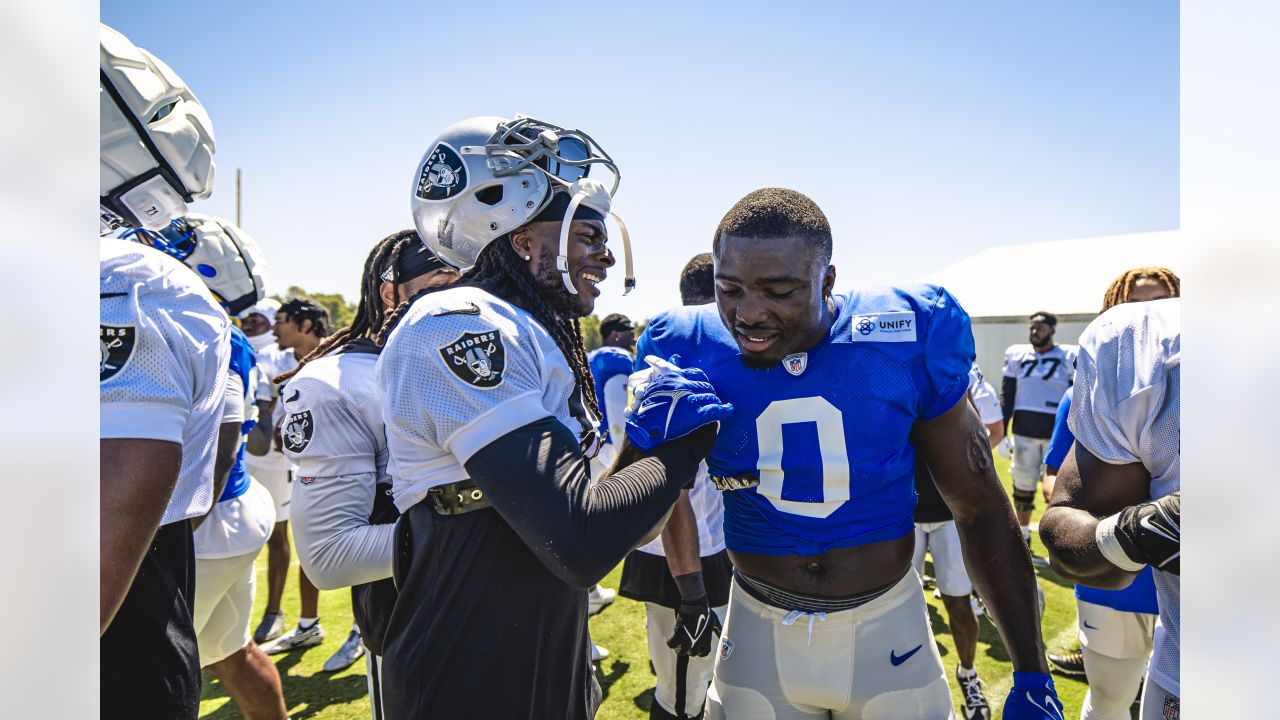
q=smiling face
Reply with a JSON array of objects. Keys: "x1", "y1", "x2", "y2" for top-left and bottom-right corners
[
  {"x1": 511, "y1": 217, "x2": 614, "y2": 317},
  {"x1": 714, "y1": 233, "x2": 836, "y2": 369},
  {"x1": 272, "y1": 312, "x2": 309, "y2": 351}
]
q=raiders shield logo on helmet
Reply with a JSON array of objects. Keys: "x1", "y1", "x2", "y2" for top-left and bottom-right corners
[
  {"x1": 782, "y1": 352, "x2": 807, "y2": 376},
  {"x1": 100, "y1": 324, "x2": 136, "y2": 382},
  {"x1": 438, "y1": 330, "x2": 506, "y2": 388},
  {"x1": 282, "y1": 410, "x2": 314, "y2": 453},
  {"x1": 416, "y1": 142, "x2": 468, "y2": 202}
]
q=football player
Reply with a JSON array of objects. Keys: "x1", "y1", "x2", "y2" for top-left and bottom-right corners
[
  {"x1": 617, "y1": 252, "x2": 734, "y2": 720},
  {"x1": 123, "y1": 214, "x2": 287, "y2": 719},
  {"x1": 252, "y1": 299, "x2": 333, "y2": 655},
  {"x1": 376, "y1": 115, "x2": 725, "y2": 719},
  {"x1": 1040, "y1": 270, "x2": 1179, "y2": 720},
  {"x1": 630, "y1": 188, "x2": 1060, "y2": 719},
  {"x1": 279, "y1": 230, "x2": 458, "y2": 719},
  {"x1": 99, "y1": 23, "x2": 225, "y2": 719},
  {"x1": 1001, "y1": 312, "x2": 1078, "y2": 547}
]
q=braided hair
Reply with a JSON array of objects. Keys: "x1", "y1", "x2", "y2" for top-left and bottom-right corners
[
  {"x1": 1101, "y1": 266, "x2": 1181, "y2": 312},
  {"x1": 377, "y1": 235, "x2": 600, "y2": 418},
  {"x1": 276, "y1": 231, "x2": 413, "y2": 383}
]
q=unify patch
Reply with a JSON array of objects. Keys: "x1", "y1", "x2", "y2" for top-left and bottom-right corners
[
  {"x1": 438, "y1": 330, "x2": 506, "y2": 388},
  {"x1": 850, "y1": 310, "x2": 917, "y2": 342}
]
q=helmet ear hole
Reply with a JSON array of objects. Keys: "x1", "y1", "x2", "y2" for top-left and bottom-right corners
[{"x1": 475, "y1": 186, "x2": 503, "y2": 206}]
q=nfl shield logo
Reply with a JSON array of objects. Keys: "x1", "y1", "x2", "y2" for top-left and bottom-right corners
[
  {"x1": 719, "y1": 637, "x2": 734, "y2": 661},
  {"x1": 782, "y1": 353, "x2": 807, "y2": 376},
  {"x1": 1162, "y1": 697, "x2": 1179, "y2": 720}
]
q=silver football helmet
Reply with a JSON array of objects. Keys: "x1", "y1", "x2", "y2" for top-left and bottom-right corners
[
  {"x1": 100, "y1": 24, "x2": 216, "y2": 232},
  {"x1": 410, "y1": 115, "x2": 634, "y2": 295},
  {"x1": 122, "y1": 213, "x2": 268, "y2": 316}
]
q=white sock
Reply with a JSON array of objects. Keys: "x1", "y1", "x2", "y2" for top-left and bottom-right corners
[
  {"x1": 299, "y1": 617, "x2": 319, "y2": 629},
  {"x1": 1020, "y1": 525, "x2": 1031, "y2": 541},
  {"x1": 351, "y1": 623, "x2": 361, "y2": 634},
  {"x1": 957, "y1": 664, "x2": 977, "y2": 679}
]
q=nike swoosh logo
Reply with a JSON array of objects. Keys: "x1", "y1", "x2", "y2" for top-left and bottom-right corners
[
  {"x1": 1024, "y1": 691, "x2": 1064, "y2": 719},
  {"x1": 1139, "y1": 512, "x2": 1179, "y2": 543},
  {"x1": 642, "y1": 389, "x2": 693, "y2": 437},
  {"x1": 433, "y1": 302, "x2": 481, "y2": 316},
  {"x1": 1082, "y1": 620, "x2": 1098, "y2": 629},
  {"x1": 890, "y1": 644, "x2": 923, "y2": 666},
  {"x1": 100, "y1": 292, "x2": 127, "y2": 298},
  {"x1": 684, "y1": 613, "x2": 708, "y2": 643},
  {"x1": 286, "y1": 389, "x2": 300, "y2": 403}
]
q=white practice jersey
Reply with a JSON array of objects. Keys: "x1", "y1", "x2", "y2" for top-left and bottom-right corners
[
  {"x1": 244, "y1": 342, "x2": 298, "y2": 473},
  {"x1": 1069, "y1": 297, "x2": 1180, "y2": 696},
  {"x1": 637, "y1": 461, "x2": 726, "y2": 558},
  {"x1": 967, "y1": 362, "x2": 1003, "y2": 425},
  {"x1": 100, "y1": 239, "x2": 230, "y2": 525},
  {"x1": 1003, "y1": 343, "x2": 1078, "y2": 416},
  {"x1": 378, "y1": 286, "x2": 599, "y2": 512},
  {"x1": 280, "y1": 341, "x2": 394, "y2": 588}
]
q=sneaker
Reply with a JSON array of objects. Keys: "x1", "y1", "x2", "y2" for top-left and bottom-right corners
[
  {"x1": 588, "y1": 586, "x2": 616, "y2": 617},
  {"x1": 971, "y1": 593, "x2": 986, "y2": 618},
  {"x1": 591, "y1": 641, "x2": 609, "y2": 662},
  {"x1": 263, "y1": 621, "x2": 326, "y2": 655},
  {"x1": 956, "y1": 666, "x2": 991, "y2": 720},
  {"x1": 253, "y1": 612, "x2": 285, "y2": 644},
  {"x1": 322, "y1": 627, "x2": 366, "y2": 672},
  {"x1": 1048, "y1": 647, "x2": 1086, "y2": 677}
]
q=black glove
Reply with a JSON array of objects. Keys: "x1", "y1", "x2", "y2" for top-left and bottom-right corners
[
  {"x1": 667, "y1": 572, "x2": 722, "y2": 657},
  {"x1": 1113, "y1": 491, "x2": 1180, "y2": 575}
]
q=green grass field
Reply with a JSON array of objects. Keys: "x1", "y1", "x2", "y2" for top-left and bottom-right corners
[{"x1": 200, "y1": 454, "x2": 1106, "y2": 718}]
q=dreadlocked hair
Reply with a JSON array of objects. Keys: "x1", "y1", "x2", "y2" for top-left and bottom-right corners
[
  {"x1": 1101, "y1": 266, "x2": 1181, "y2": 312},
  {"x1": 375, "y1": 236, "x2": 600, "y2": 419},
  {"x1": 276, "y1": 231, "x2": 415, "y2": 384}
]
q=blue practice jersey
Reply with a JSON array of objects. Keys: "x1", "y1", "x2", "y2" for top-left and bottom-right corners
[
  {"x1": 638, "y1": 284, "x2": 974, "y2": 556},
  {"x1": 1047, "y1": 389, "x2": 1159, "y2": 614},
  {"x1": 220, "y1": 326, "x2": 258, "y2": 502},
  {"x1": 588, "y1": 346, "x2": 634, "y2": 444}
]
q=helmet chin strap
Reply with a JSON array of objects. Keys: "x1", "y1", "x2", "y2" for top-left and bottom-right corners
[{"x1": 555, "y1": 180, "x2": 635, "y2": 296}]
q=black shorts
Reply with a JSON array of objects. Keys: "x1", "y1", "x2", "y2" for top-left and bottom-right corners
[
  {"x1": 382, "y1": 502, "x2": 601, "y2": 720},
  {"x1": 619, "y1": 548, "x2": 733, "y2": 609},
  {"x1": 101, "y1": 519, "x2": 200, "y2": 720}
]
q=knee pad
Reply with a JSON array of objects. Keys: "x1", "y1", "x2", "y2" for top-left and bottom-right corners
[{"x1": 1012, "y1": 488, "x2": 1036, "y2": 513}]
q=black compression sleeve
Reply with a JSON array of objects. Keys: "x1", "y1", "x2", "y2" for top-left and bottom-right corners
[
  {"x1": 1001, "y1": 376, "x2": 1017, "y2": 435},
  {"x1": 464, "y1": 417, "x2": 710, "y2": 589}
]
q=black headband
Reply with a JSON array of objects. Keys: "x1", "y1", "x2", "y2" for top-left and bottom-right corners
[
  {"x1": 1030, "y1": 314, "x2": 1057, "y2": 327},
  {"x1": 384, "y1": 242, "x2": 451, "y2": 284},
  {"x1": 531, "y1": 191, "x2": 606, "y2": 224}
]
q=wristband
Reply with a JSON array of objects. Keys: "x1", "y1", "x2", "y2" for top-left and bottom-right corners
[
  {"x1": 1095, "y1": 512, "x2": 1145, "y2": 572},
  {"x1": 672, "y1": 571, "x2": 707, "y2": 604}
]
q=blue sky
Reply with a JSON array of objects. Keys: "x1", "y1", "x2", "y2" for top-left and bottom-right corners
[{"x1": 102, "y1": 1, "x2": 1178, "y2": 321}]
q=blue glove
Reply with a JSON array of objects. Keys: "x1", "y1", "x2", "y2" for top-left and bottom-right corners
[
  {"x1": 1002, "y1": 672, "x2": 1064, "y2": 719},
  {"x1": 624, "y1": 358, "x2": 732, "y2": 452}
]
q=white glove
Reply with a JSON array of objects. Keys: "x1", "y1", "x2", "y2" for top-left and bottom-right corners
[
  {"x1": 624, "y1": 355, "x2": 682, "y2": 418},
  {"x1": 997, "y1": 436, "x2": 1014, "y2": 460}
]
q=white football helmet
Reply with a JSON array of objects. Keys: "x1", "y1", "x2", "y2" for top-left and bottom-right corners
[
  {"x1": 122, "y1": 214, "x2": 269, "y2": 316},
  {"x1": 100, "y1": 24, "x2": 216, "y2": 232},
  {"x1": 410, "y1": 115, "x2": 634, "y2": 295}
]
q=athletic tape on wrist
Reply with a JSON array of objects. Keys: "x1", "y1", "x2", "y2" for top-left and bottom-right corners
[{"x1": 1094, "y1": 513, "x2": 1146, "y2": 572}]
